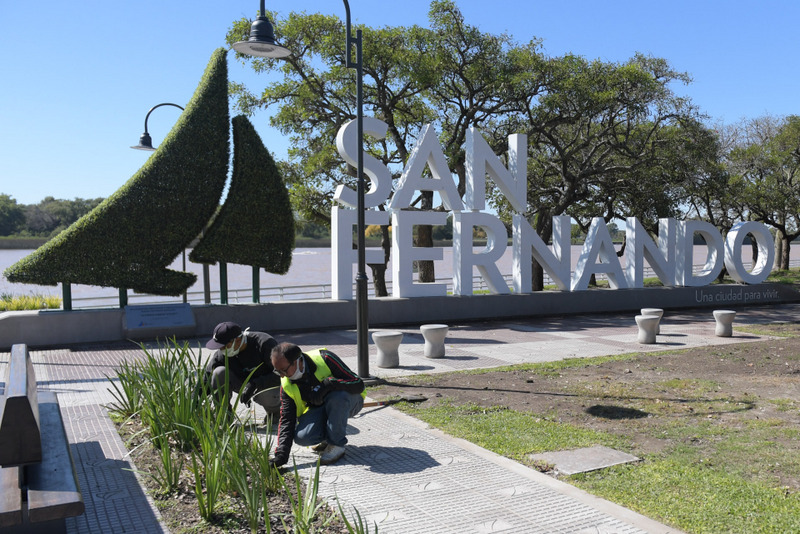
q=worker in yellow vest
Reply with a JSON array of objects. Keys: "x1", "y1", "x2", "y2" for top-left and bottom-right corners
[{"x1": 269, "y1": 342, "x2": 365, "y2": 466}]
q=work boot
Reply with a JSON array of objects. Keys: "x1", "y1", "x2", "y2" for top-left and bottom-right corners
[
  {"x1": 310, "y1": 441, "x2": 328, "y2": 453},
  {"x1": 320, "y1": 444, "x2": 346, "y2": 465}
]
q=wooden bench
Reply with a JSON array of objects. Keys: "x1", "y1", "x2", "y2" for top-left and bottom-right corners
[{"x1": 0, "y1": 344, "x2": 84, "y2": 534}]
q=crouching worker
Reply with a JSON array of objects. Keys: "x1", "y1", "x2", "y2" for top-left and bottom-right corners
[
  {"x1": 269, "y1": 342, "x2": 365, "y2": 466},
  {"x1": 205, "y1": 321, "x2": 281, "y2": 420}
]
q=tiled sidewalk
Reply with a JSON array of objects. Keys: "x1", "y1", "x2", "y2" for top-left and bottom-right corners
[{"x1": 3, "y1": 304, "x2": 799, "y2": 533}]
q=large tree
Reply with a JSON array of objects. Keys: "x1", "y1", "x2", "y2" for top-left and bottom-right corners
[
  {"x1": 683, "y1": 121, "x2": 736, "y2": 232},
  {"x1": 229, "y1": 1, "x2": 707, "y2": 293},
  {"x1": 404, "y1": 1, "x2": 542, "y2": 282},
  {"x1": 230, "y1": 10, "x2": 427, "y2": 294},
  {"x1": 726, "y1": 115, "x2": 800, "y2": 270},
  {"x1": 0, "y1": 194, "x2": 25, "y2": 236},
  {"x1": 487, "y1": 54, "x2": 704, "y2": 289},
  {"x1": 22, "y1": 197, "x2": 105, "y2": 238},
  {"x1": 227, "y1": 0, "x2": 542, "y2": 294}
]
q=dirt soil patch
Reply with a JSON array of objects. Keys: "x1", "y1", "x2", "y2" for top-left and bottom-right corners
[
  {"x1": 118, "y1": 421, "x2": 351, "y2": 534},
  {"x1": 370, "y1": 323, "x2": 800, "y2": 485}
]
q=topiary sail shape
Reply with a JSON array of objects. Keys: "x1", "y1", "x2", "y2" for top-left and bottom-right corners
[
  {"x1": 190, "y1": 114, "x2": 294, "y2": 273},
  {"x1": 4, "y1": 48, "x2": 230, "y2": 296}
]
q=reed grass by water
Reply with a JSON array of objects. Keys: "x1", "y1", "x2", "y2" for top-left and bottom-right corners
[{"x1": 0, "y1": 292, "x2": 61, "y2": 310}]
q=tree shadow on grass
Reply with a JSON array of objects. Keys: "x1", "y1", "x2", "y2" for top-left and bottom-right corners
[{"x1": 586, "y1": 404, "x2": 649, "y2": 419}]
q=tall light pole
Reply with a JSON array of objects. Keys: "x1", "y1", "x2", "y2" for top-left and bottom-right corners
[{"x1": 234, "y1": 0, "x2": 370, "y2": 378}]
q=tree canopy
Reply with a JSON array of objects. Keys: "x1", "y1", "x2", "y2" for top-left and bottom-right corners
[
  {"x1": 0, "y1": 194, "x2": 26, "y2": 236},
  {"x1": 726, "y1": 115, "x2": 800, "y2": 269},
  {"x1": 228, "y1": 1, "x2": 717, "y2": 291},
  {"x1": 0, "y1": 196, "x2": 105, "y2": 238}
]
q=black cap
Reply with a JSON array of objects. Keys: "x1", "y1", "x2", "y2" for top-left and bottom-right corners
[{"x1": 206, "y1": 322, "x2": 242, "y2": 349}]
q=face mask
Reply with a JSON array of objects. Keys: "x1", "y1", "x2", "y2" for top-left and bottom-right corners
[
  {"x1": 223, "y1": 335, "x2": 245, "y2": 358},
  {"x1": 289, "y1": 357, "x2": 304, "y2": 381}
]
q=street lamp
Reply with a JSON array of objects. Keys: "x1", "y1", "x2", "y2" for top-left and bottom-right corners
[
  {"x1": 234, "y1": 0, "x2": 371, "y2": 379},
  {"x1": 131, "y1": 102, "x2": 185, "y2": 150}
]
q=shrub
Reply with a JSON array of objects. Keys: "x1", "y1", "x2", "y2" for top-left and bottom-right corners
[
  {"x1": 0, "y1": 292, "x2": 61, "y2": 311},
  {"x1": 190, "y1": 114, "x2": 295, "y2": 274}
]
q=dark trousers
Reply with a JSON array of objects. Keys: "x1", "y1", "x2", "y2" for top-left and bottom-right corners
[{"x1": 205, "y1": 354, "x2": 281, "y2": 415}]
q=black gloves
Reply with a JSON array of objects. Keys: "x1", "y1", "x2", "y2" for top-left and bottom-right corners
[
  {"x1": 307, "y1": 383, "x2": 330, "y2": 406},
  {"x1": 321, "y1": 377, "x2": 339, "y2": 390},
  {"x1": 307, "y1": 377, "x2": 343, "y2": 405},
  {"x1": 269, "y1": 454, "x2": 288, "y2": 468},
  {"x1": 240, "y1": 381, "x2": 257, "y2": 407}
]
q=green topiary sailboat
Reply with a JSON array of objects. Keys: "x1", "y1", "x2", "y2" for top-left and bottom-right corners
[
  {"x1": 4, "y1": 48, "x2": 230, "y2": 296},
  {"x1": 190, "y1": 114, "x2": 294, "y2": 274}
]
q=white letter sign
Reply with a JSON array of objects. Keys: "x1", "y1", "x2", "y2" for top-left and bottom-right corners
[
  {"x1": 334, "y1": 118, "x2": 394, "y2": 209},
  {"x1": 388, "y1": 124, "x2": 464, "y2": 211}
]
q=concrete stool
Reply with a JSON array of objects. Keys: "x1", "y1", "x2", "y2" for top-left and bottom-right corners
[
  {"x1": 640, "y1": 308, "x2": 664, "y2": 335},
  {"x1": 635, "y1": 315, "x2": 659, "y2": 344},
  {"x1": 713, "y1": 310, "x2": 736, "y2": 337},
  {"x1": 372, "y1": 330, "x2": 403, "y2": 368},
  {"x1": 420, "y1": 324, "x2": 449, "y2": 358}
]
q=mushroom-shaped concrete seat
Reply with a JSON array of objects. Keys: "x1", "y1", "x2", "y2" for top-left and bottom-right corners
[{"x1": 420, "y1": 324, "x2": 449, "y2": 358}]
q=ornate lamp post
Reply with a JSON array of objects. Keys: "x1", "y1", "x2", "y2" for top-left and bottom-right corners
[{"x1": 234, "y1": 0, "x2": 370, "y2": 378}]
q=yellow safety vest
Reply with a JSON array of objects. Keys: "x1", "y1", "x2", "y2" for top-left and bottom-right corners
[
  {"x1": 281, "y1": 349, "x2": 329, "y2": 417},
  {"x1": 281, "y1": 349, "x2": 366, "y2": 417}
]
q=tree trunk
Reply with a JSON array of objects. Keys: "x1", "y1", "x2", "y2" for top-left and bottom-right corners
[
  {"x1": 417, "y1": 192, "x2": 435, "y2": 283},
  {"x1": 532, "y1": 260, "x2": 544, "y2": 291},
  {"x1": 716, "y1": 230, "x2": 728, "y2": 282},
  {"x1": 369, "y1": 223, "x2": 392, "y2": 297},
  {"x1": 531, "y1": 213, "x2": 554, "y2": 292},
  {"x1": 750, "y1": 237, "x2": 759, "y2": 265},
  {"x1": 781, "y1": 234, "x2": 791, "y2": 271},
  {"x1": 774, "y1": 230, "x2": 784, "y2": 271},
  {"x1": 369, "y1": 263, "x2": 388, "y2": 296},
  {"x1": 417, "y1": 226, "x2": 435, "y2": 282}
]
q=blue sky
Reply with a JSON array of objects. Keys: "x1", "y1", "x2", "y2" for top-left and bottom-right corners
[{"x1": 2, "y1": 0, "x2": 798, "y2": 205}]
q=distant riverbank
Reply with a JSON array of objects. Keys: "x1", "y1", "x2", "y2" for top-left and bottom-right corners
[
  {"x1": 0, "y1": 237, "x2": 338, "y2": 250},
  {"x1": 0, "y1": 237, "x2": 47, "y2": 249},
  {"x1": 0, "y1": 236, "x2": 338, "y2": 250},
  {"x1": 0, "y1": 237, "x2": 474, "y2": 250}
]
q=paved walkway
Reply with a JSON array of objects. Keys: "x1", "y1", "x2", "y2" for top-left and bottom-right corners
[{"x1": 3, "y1": 303, "x2": 800, "y2": 533}]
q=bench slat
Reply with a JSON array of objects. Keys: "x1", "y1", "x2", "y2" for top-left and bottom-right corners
[
  {"x1": 0, "y1": 345, "x2": 42, "y2": 467},
  {"x1": 0, "y1": 465, "x2": 23, "y2": 527},
  {"x1": 25, "y1": 392, "x2": 84, "y2": 523}
]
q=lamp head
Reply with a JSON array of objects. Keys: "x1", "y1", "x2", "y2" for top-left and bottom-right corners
[
  {"x1": 131, "y1": 132, "x2": 155, "y2": 151},
  {"x1": 233, "y1": 6, "x2": 291, "y2": 59},
  {"x1": 232, "y1": 14, "x2": 291, "y2": 58}
]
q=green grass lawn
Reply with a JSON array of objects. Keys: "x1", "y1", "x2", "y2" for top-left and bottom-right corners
[{"x1": 391, "y1": 331, "x2": 800, "y2": 534}]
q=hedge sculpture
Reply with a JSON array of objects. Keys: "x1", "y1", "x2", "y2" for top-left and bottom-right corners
[
  {"x1": 4, "y1": 48, "x2": 230, "y2": 296},
  {"x1": 190, "y1": 114, "x2": 294, "y2": 274}
]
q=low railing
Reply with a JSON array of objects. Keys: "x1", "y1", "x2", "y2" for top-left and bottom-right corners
[
  {"x1": 70, "y1": 283, "x2": 333, "y2": 309},
  {"x1": 65, "y1": 260, "x2": 787, "y2": 310}
]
